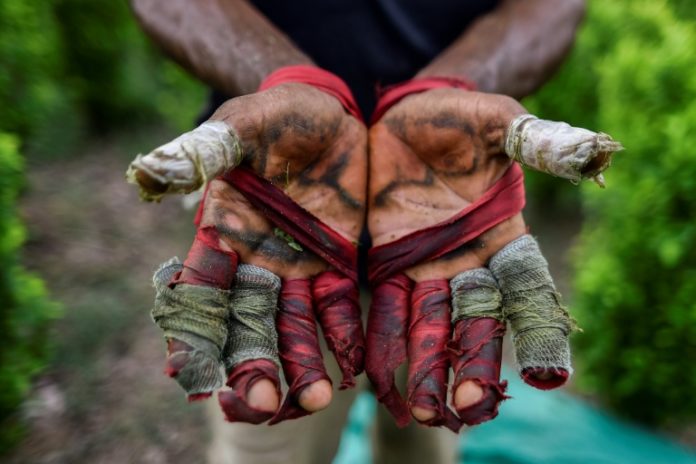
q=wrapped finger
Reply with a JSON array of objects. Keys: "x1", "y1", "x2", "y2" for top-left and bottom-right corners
[
  {"x1": 448, "y1": 268, "x2": 507, "y2": 425},
  {"x1": 365, "y1": 273, "x2": 413, "y2": 428},
  {"x1": 152, "y1": 258, "x2": 229, "y2": 397},
  {"x1": 127, "y1": 121, "x2": 243, "y2": 201},
  {"x1": 407, "y1": 279, "x2": 460, "y2": 432},
  {"x1": 489, "y1": 235, "x2": 575, "y2": 389},
  {"x1": 219, "y1": 264, "x2": 282, "y2": 424},
  {"x1": 505, "y1": 114, "x2": 623, "y2": 186},
  {"x1": 170, "y1": 226, "x2": 238, "y2": 288},
  {"x1": 270, "y1": 278, "x2": 331, "y2": 424},
  {"x1": 312, "y1": 271, "x2": 365, "y2": 389}
]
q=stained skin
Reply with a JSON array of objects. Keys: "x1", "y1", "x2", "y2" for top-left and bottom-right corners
[{"x1": 367, "y1": 89, "x2": 529, "y2": 425}]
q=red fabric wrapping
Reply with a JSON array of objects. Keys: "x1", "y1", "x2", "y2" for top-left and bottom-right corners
[
  {"x1": 367, "y1": 164, "x2": 524, "y2": 428},
  {"x1": 521, "y1": 367, "x2": 569, "y2": 390},
  {"x1": 371, "y1": 76, "x2": 476, "y2": 124},
  {"x1": 448, "y1": 318, "x2": 508, "y2": 425},
  {"x1": 270, "y1": 279, "x2": 331, "y2": 425},
  {"x1": 312, "y1": 271, "x2": 365, "y2": 389},
  {"x1": 218, "y1": 359, "x2": 281, "y2": 424},
  {"x1": 407, "y1": 280, "x2": 461, "y2": 432},
  {"x1": 368, "y1": 163, "x2": 525, "y2": 284},
  {"x1": 224, "y1": 167, "x2": 358, "y2": 282},
  {"x1": 365, "y1": 273, "x2": 413, "y2": 428},
  {"x1": 259, "y1": 65, "x2": 363, "y2": 121},
  {"x1": 170, "y1": 226, "x2": 239, "y2": 289}
]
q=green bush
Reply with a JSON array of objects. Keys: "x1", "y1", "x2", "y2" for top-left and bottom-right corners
[
  {"x1": 0, "y1": 0, "x2": 205, "y2": 157},
  {"x1": 570, "y1": 0, "x2": 696, "y2": 425},
  {"x1": 52, "y1": 0, "x2": 205, "y2": 133},
  {"x1": 0, "y1": 1, "x2": 82, "y2": 157},
  {"x1": 0, "y1": 133, "x2": 60, "y2": 449},
  {"x1": 0, "y1": 0, "x2": 204, "y2": 449}
]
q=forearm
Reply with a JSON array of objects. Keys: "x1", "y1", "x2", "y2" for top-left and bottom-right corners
[
  {"x1": 130, "y1": 0, "x2": 312, "y2": 96},
  {"x1": 417, "y1": 0, "x2": 586, "y2": 98}
]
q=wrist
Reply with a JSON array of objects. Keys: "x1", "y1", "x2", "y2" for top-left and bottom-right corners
[
  {"x1": 259, "y1": 65, "x2": 363, "y2": 121},
  {"x1": 371, "y1": 76, "x2": 476, "y2": 124}
]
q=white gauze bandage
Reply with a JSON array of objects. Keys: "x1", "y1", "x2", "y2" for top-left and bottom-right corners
[
  {"x1": 127, "y1": 121, "x2": 243, "y2": 201},
  {"x1": 505, "y1": 115, "x2": 623, "y2": 187}
]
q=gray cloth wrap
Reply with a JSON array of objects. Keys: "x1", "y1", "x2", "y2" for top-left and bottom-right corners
[
  {"x1": 450, "y1": 268, "x2": 503, "y2": 322},
  {"x1": 488, "y1": 235, "x2": 574, "y2": 375},
  {"x1": 224, "y1": 264, "x2": 281, "y2": 370},
  {"x1": 151, "y1": 257, "x2": 229, "y2": 394}
]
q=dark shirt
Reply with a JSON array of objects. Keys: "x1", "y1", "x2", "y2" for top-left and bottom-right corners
[{"x1": 201, "y1": 0, "x2": 499, "y2": 119}]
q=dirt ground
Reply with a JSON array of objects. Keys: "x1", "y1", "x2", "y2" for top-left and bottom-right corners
[{"x1": 5, "y1": 131, "x2": 582, "y2": 464}]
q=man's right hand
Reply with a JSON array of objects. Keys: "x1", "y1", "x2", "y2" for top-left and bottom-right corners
[{"x1": 129, "y1": 80, "x2": 367, "y2": 423}]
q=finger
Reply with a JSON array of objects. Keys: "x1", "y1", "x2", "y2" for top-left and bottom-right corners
[
  {"x1": 270, "y1": 278, "x2": 332, "y2": 425},
  {"x1": 170, "y1": 226, "x2": 239, "y2": 288},
  {"x1": 163, "y1": 224, "x2": 237, "y2": 398},
  {"x1": 489, "y1": 234, "x2": 575, "y2": 389},
  {"x1": 365, "y1": 273, "x2": 413, "y2": 428},
  {"x1": 152, "y1": 258, "x2": 228, "y2": 398},
  {"x1": 407, "y1": 279, "x2": 461, "y2": 432},
  {"x1": 448, "y1": 268, "x2": 508, "y2": 425},
  {"x1": 312, "y1": 271, "x2": 365, "y2": 389},
  {"x1": 218, "y1": 264, "x2": 282, "y2": 424},
  {"x1": 126, "y1": 121, "x2": 243, "y2": 201},
  {"x1": 505, "y1": 115, "x2": 623, "y2": 187}
]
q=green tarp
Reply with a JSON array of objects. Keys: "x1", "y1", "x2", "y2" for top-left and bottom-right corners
[{"x1": 335, "y1": 368, "x2": 696, "y2": 464}]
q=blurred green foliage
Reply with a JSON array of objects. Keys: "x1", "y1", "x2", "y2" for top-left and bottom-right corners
[
  {"x1": 0, "y1": 133, "x2": 60, "y2": 449},
  {"x1": 0, "y1": 2, "x2": 81, "y2": 156},
  {"x1": 549, "y1": 0, "x2": 696, "y2": 425},
  {"x1": 0, "y1": 0, "x2": 205, "y2": 158},
  {"x1": 0, "y1": 0, "x2": 204, "y2": 450}
]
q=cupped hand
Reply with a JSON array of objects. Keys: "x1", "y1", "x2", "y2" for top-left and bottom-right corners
[
  {"x1": 129, "y1": 82, "x2": 367, "y2": 423},
  {"x1": 366, "y1": 88, "x2": 620, "y2": 429}
]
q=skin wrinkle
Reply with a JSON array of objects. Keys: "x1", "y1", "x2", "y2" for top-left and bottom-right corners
[
  {"x1": 373, "y1": 167, "x2": 435, "y2": 208},
  {"x1": 251, "y1": 111, "x2": 319, "y2": 177},
  {"x1": 375, "y1": 100, "x2": 495, "y2": 216},
  {"x1": 416, "y1": 111, "x2": 476, "y2": 136},
  {"x1": 297, "y1": 151, "x2": 363, "y2": 210},
  {"x1": 431, "y1": 147, "x2": 479, "y2": 178}
]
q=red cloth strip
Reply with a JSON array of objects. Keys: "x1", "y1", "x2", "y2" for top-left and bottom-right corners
[
  {"x1": 270, "y1": 279, "x2": 331, "y2": 424},
  {"x1": 522, "y1": 367, "x2": 569, "y2": 390},
  {"x1": 365, "y1": 273, "x2": 413, "y2": 428},
  {"x1": 170, "y1": 226, "x2": 239, "y2": 289},
  {"x1": 368, "y1": 163, "x2": 525, "y2": 284},
  {"x1": 312, "y1": 271, "x2": 365, "y2": 389},
  {"x1": 407, "y1": 280, "x2": 461, "y2": 432},
  {"x1": 371, "y1": 76, "x2": 476, "y2": 124},
  {"x1": 448, "y1": 317, "x2": 508, "y2": 425},
  {"x1": 218, "y1": 359, "x2": 280, "y2": 424},
  {"x1": 259, "y1": 65, "x2": 363, "y2": 121},
  {"x1": 224, "y1": 166, "x2": 358, "y2": 282}
]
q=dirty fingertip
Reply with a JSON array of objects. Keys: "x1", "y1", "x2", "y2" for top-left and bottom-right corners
[
  {"x1": 454, "y1": 380, "x2": 485, "y2": 410},
  {"x1": 298, "y1": 379, "x2": 333, "y2": 412},
  {"x1": 410, "y1": 406, "x2": 437, "y2": 422},
  {"x1": 246, "y1": 377, "x2": 281, "y2": 412}
]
